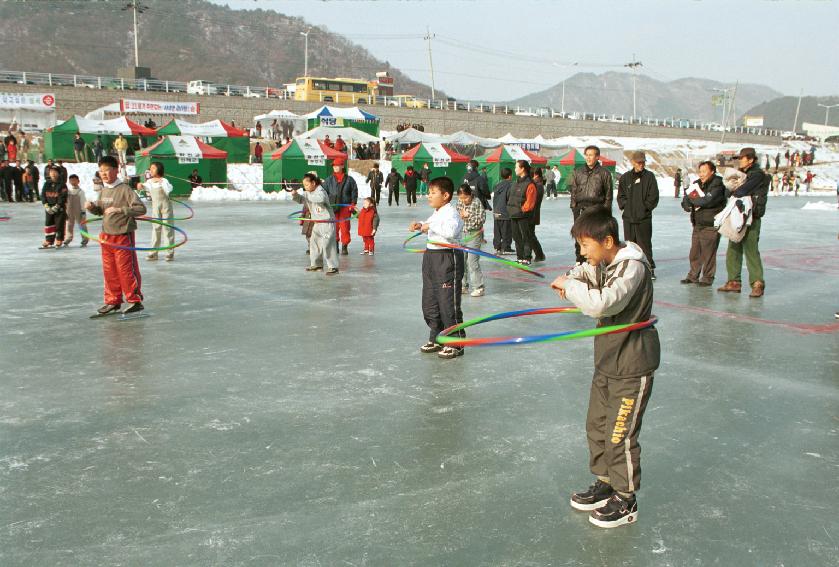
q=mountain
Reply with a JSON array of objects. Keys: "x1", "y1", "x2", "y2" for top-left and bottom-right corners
[
  {"x1": 741, "y1": 95, "x2": 839, "y2": 130},
  {"x1": 0, "y1": 0, "x2": 438, "y2": 97},
  {"x1": 508, "y1": 72, "x2": 782, "y2": 122}
]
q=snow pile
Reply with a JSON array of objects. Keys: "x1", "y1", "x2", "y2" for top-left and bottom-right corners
[
  {"x1": 801, "y1": 201, "x2": 838, "y2": 211},
  {"x1": 190, "y1": 184, "x2": 290, "y2": 201},
  {"x1": 227, "y1": 163, "x2": 263, "y2": 192}
]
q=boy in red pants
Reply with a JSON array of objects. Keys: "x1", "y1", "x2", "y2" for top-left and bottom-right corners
[
  {"x1": 86, "y1": 156, "x2": 147, "y2": 317},
  {"x1": 356, "y1": 197, "x2": 379, "y2": 254}
]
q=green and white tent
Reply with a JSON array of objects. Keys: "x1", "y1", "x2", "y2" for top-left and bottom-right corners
[
  {"x1": 475, "y1": 144, "x2": 548, "y2": 188},
  {"x1": 156, "y1": 119, "x2": 250, "y2": 163},
  {"x1": 135, "y1": 136, "x2": 228, "y2": 197},
  {"x1": 262, "y1": 138, "x2": 347, "y2": 192},
  {"x1": 303, "y1": 105, "x2": 380, "y2": 137},
  {"x1": 43, "y1": 115, "x2": 156, "y2": 161},
  {"x1": 546, "y1": 149, "x2": 617, "y2": 193},
  {"x1": 390, "y1": 143, "x2": 471, "y2": 193}
]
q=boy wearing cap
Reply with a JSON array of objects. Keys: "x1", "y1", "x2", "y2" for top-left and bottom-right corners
[
  {"x1": 717, "y1": 147, "x2": 769, "y2": 298},
  {"x1": 617, "y1": 151, "x2": 659, "y2": 279},
  {"x1": 322, "y1": 157, "x2": 358, "y2": 255}
]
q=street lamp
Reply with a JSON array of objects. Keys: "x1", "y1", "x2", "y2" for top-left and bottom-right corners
[
  {"x1": 300, "y1": 30, "x2": 311, "y2": 78},
  {"x1": 624, "y1": 56, "x2": 642, "y2": 119},
  {"x1": 122, "y1": 1, "x2": 149, "y2": 67},
  {"x1": 817, "y1": 103, "x2": 839, "y2": 125}
]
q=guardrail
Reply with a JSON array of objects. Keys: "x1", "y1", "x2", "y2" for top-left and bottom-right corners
[{"x1": 0, "y1": 69, "x2": 782, "y2": 137}]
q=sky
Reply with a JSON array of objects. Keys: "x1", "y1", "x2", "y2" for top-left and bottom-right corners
[{"x1": 210, "y1": 0, "x2": 839, "y2": 101}]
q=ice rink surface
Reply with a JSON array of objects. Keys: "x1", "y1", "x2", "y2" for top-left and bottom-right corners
[{"x1": 1, "y1": 195, "x2": 837, "y2": 566}]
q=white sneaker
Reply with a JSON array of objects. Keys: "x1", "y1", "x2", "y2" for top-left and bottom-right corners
[
  {"x1": 470, "y1": 287, "x2": 485, "y2": 297},
  {"x1": 360, "y1": 250, "x2": 367, "y2": 255}
]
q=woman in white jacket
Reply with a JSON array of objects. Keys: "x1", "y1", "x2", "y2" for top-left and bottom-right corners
[{"x1": 138, "y1": 161, "x2": 175, "y2": 261}]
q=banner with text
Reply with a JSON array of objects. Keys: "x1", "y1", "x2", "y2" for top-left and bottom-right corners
[{"x1": 120, "y1": 99, "x2": 199, "y2": 115}]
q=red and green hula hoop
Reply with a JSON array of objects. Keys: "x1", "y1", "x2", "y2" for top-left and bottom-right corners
[
  {"x1": 403, "y1": 231, "x2": 545, "y2": 278},
  {"x1": 437, "y1": 306, "x2": 658, "y2": 347}
]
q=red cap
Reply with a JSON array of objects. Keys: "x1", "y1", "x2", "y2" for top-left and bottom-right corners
[{"x1": 333, "y1": 157, "x2": 346, "y2": 166}]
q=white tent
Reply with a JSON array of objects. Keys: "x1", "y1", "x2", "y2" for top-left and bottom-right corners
[
  {"x1": 297, "y1": 126, "x2": 380, "y2": 144},
  {"x1": 384, "y1": 128, "x2": 447, "y2": 144},
  {"x1": 301, "y1": 105, "x2": 378, "y2": 121},
  {"x1": 253, "y1": 110, "x2": 305, "y2": 136},
  {"x1": 441, "y1": 130, "x2": 499, "y2": 148}
]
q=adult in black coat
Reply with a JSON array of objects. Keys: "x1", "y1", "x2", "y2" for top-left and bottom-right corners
[
  {"x1": 617, "y1": 150, "x2": 659, "y2": 278},
  {"x1": 680, "y1": 160, "x2": 726, "y2": 285},
  {"x1": 491, "y1": 167, "x2": 514, "y2": 254}
]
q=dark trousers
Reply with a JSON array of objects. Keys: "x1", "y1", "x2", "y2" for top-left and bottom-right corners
[
  {"x1": 493, "y1": 217, "x2": 512, "y2": 252},
  {"x1": 530, "y1": 223, "x2": 544, "y2": 260},
  {"x1": 13, "y1": 179, "x2": 23, "y2": 202},
  {"x1": 406, "y1": 187, "x2": 417, "y2": 205},
  {"x1": 421, "y1": 249, "x2": 464, "y2": 342},
  {"x1": 511, "y1": 217, "x2": 532, "y2": 261},
  {"x1": 572, "y1": 208, "x2": 585, "y2": 262},
  {"x1": 388, "y1": 188, "x2": 399, "y2": 206},
  {"x1": 546, "y1": 181, "x2": 557, "y2": 198},
  {"x1": 623, "y1": 219, "x2": 655, "y2": 268},
  {"x1": 371, "y1": 185, "x2": 381, "y2": 205},
  {"x1": 587, "y1": 372, "x2": 654, "y2": 494},
  {"x1": 1, "y1": 181, "x2": 11, "y2": 202},
  {"x1": 44, "y1": 210, "x2": 67, "y2": 244},
  {"x1": 686, "y1": 225, "x2": 720, "y2": 283}
]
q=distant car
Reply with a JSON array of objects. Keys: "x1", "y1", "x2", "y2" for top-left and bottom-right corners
[
  {"x1": 187, "y1": 80, "x2": 217, "y2": 95},
  {"x1": 243, "y1": 90, "x2": 262, "y2": 98},
  {"x1": 514, "y1": 111, "x2": 537, "y2": 117}
]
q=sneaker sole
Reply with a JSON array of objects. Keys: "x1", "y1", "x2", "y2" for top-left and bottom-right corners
[
  {"x1": 420, "y1": 348, "x2": 442, "y2": 354},
  {"x1": 588, "y1": 510, "x2": 638, "y2": 528},
  {"x1": 569, "y1": 497, "x2": 611, "y2": 512}
]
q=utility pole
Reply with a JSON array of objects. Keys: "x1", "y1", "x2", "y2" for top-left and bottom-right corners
[
  {"x1": 624, "y1": 55, "x2": 642, "y2": 119},
  {"x1": 721, "y1": 82, "x2": 738, "y2": 144},
  {"x1": 123, "y1": 1, "x2": 149, "y2": 67},
  {"x1": 300, "y1": 30, "x2": 311, "y2": 77},
  {"x1": 817, "y1": 102, "x2": 839, "y2": 125},
  {"x1": 424, "y1": 27, "x2": 436, "y2": 100},
  {"x1": 561, "y1": 79, "x2": 566, "y2": 115},
  {"x1": 792, "y1": 89, "x2": 803, "y2": 133}
]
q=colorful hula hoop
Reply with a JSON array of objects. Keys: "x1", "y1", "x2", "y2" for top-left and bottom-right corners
[
  {"x1": 461, "y1": 227, "x2": 484, "y2": 244},
  {"x1": 140, "y1": 198, "x2": 195, "y2": 222},
  {"x1": 402, "y1": 232, "x2": 545, "y2": 278},
  {"x1": 437, "y1": 306, "x2": 658, "y2": 347},
  {"x1": 80, "y1": 216, "x2": 188, "y2": 252},
  {"x1": 287, "y1": 203, "x2": 358, "y2": 223},
  {"x1": 0, "y1": 215, "x2": 10, "y2": 221}
]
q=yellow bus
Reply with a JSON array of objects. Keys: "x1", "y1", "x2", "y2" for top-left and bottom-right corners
[{"x1": 294, "y1": 77, "x2": 373, "y2": 104}]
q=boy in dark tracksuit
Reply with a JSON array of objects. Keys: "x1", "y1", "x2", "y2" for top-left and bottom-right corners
[
  {"x1": 409, "y1": 177, "x2": 465, "y2": 360},
  {"x1": 552, "y1": 205, "x2": 660, "y2": 529},
  {"x1": 39, "y1": 167, "x2": 68, "y2": 248}
]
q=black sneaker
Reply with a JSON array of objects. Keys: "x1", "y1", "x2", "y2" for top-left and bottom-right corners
[
  {"x1": 122, "y1": 302, "x2": 144, "y2": 315},
  {"x1": 91, "y1": 304, "x2": 121, "y2": 318},
  {"x1": 420, "y1": 341, "x2": 442, "y2": 354},
  {"x1": 589, "y1": 493, "x2": 638, "y2": 528},
  {"x1": 341, "y1": 244, "x2": 349, "y2": 255},
  {"x1": 305, "y1": 265, "x2": 323, "y2": 272},
  {"x1": 570, "y1": 479, "x2": 615, "y2": 511},
  {"x1": 651, "y1": 270, "x2": 657, "y2": 281},
  {"x1": 680, "y1": 278, "x2": 696, "y2": 284},
  {"x1": 437, "y1": 346, "x2": 464, "y2": 359},
  {"x1": 325, "y1": 268, "x2": 339, "y2": 276}
]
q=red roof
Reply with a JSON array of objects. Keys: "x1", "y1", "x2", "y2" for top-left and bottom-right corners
[
  {"x1": 125, "y1": 118, "x2": 157, "y2": 137},
  {"x1": 400, "y1": 143, "x2": 471, "y2": 162},
  {"x1": 141, "y1": 136, "x2": 228, "y2": 159},
  {"x1": 219, "y1": 120, "x2": 248, "y2": 137},
  {"x1": 558, "y1": 148, "x2": 616, "y2": 166},
  {"x1": 483, "y1": 145, "x2": 548, "y2": 165}
]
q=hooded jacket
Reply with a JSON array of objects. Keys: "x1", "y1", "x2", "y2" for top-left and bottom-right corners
[
  {"x1": 492, "y1": 179, "x2": 513, "y2": 219},
  {"x1": 563, "y1": 242, "x2": 660, "y2": 378}
]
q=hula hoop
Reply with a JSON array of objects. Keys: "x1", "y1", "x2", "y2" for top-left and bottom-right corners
[
  {"x1": 436, "y1": 306, "x2": 658, "y2": 347},
  {"x1": 0, "y1": 216, "x2": 10, "y2": 221},
  {"x1": 141, "y1": 198, "x2": 195, "y2": 222},
  {"x1": 80, "y1": 217, "x2": 188, "y2": 252},
  {"x1": 461, "y1": 228, "x2": 484, "y2": 244},
  {"x1": 403, "y1": 232, "x2": 545, "y2": 278},
  {"x1": 287, "y1": 203, "x2": 358, "y2": 223}
]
